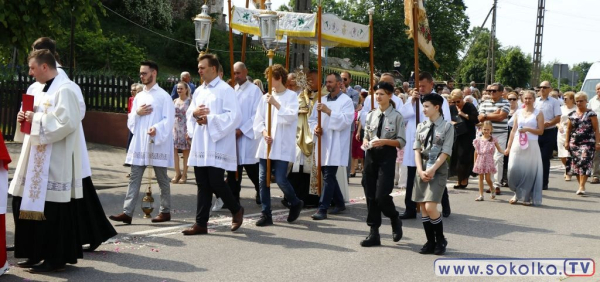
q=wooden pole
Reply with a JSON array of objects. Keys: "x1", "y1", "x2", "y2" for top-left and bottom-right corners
[
  {"x1": 316, "y1": 4, "x2": 322, "y2": 195},
  {"x1": 266, "y1": 50, "x2": 274, "y2": 188},
  {"x1": 369, "y1": 11, "x2": 374, "y2": 110},
  {"x1": 241, "y1": 0, "x2": 250, "y2": 62},
  {"x1": 285, "y1": 37, "x2": 291, "y2": 70},
  {"x1": 228, "y1": 0, "x2": 235, "y2": 87},
  {"x1": 413, "y1": 0, "x2": 420, "y2": 125}
]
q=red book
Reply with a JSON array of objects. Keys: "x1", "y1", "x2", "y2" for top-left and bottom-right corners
[
  {"x1": 128, "y1": 96, "x2": 134, "y2": 113},
  {"x1": 20, "y1": 94, "x2": 34, "y2": 134}
]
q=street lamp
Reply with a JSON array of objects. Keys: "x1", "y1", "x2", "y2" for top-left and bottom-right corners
[
  {"x1": 193, "y1": 3, "x2": 213, "y2": 54},
  {"x1": 255, "y1": 0, "x2": 280, "y2": 188}
]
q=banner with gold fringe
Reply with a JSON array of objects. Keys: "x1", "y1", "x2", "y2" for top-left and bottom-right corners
[{"x1": 404, "y1": 0, "x2": 439, "y2": 68}]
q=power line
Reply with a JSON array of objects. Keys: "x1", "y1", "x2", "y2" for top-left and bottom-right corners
[{"x1": 100, "y1": 3, "x2": 265, "y2": 53}]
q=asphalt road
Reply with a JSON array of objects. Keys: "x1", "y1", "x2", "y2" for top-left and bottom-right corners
[{"x1": 2, "y1": 143, "x2": 600, "y2": 282}]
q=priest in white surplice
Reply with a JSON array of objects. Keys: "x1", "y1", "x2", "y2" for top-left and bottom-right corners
[
  {"x1": 225, "y1": 62, "x2": 262, "y2": 205},
  {"x1": 182, "y1": 54, "x2": 245, "y2": 235},
  {"x1": 109, "y1": 61, "x2": 175, "y2": 225},
  {"x1": 308, "y1": 73, "x2": 355, "y2": 220},
  {"x1": 17, "y1": 37, "x2": 117, "y2": 252},
  {"x1": 9, "y1": 50, "x2": 83, "y2": 272}
]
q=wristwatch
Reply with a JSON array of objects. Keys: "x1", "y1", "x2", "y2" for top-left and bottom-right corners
[{"x1": 484, "y1": 113, "x2": 488, "y2": 120}]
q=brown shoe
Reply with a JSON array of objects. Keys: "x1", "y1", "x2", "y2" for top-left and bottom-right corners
[
  {"x1": 151, "y1": 212, "x2": 171, "y2": 223},
  {"x1": 495, "y1": 187, "x2": 501, "y2": 195},
  {"x1": 231, "y1": 206, "x2": 244, "y2": 231},
  {"x1": 182, "y1": 224, "x2": 207, "y2": 235},
  {"x1": 109, "y1": 213, "x2": 132, "y2": 225}
]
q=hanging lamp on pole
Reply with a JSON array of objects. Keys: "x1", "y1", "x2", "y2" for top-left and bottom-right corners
[
  {"x1": 256, "y1": 0, "x2": 281, "y2": 188},
  {"x1": 193, "y1": 3, "x2": 213, "y2": 55}
]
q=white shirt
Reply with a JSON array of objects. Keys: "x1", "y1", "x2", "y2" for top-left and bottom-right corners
[
  {"x1": 235, "y1": 80, "x2": 263, "y2": 165},
  {"x1": 187, "y1": 77, "x2": 242, "y2": 171},
  {"x1": 588, "y1": 95, "x2": 600, "y2": 116},
  {"x1": 360, "y1": 94, "x2": 403, "y2": 128},
  {"x1": 464, "y1": 95, "x2": 478, "y2": 108},
  {"x1": 126, "y1": 83, "x2": 175, "y2": 168},
  {"x1": 308, "y1": 92, "x2": 354, "y2": 166},
  {"x1": 400, "y1": 95, "x2": 451, "y2": 167},
  {"x1": 534, "y1": 96, "x2": 561, "y2": 129},
  {"x1": 253, "y1": 89, "x2": 299, "y2": 163}
]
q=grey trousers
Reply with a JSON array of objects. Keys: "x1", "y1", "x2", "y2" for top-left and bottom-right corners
[{"x1": 123, "y1": 165, "x2": 171, "y2": 216}]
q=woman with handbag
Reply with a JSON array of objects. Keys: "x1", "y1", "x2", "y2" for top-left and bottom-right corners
[{"x1": 448, "y1": 89, "x2": 479, "y2": 188}]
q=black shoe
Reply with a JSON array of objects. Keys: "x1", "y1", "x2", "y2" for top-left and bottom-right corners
[
  {"x1": 255, "y1": 214, "x2": 273, "y2": 226},
  {"x1": 391, "y1": 216, "x2": 403, "y2": 242},
  {"x1": 399, "y1": 212, "x2": 416, "y2": 219},
  {"x1": 311, "y1": 211, "x2": 327, "y2": 220},
  {"x1": 329, "y1": 206, "x2": 346, "y2": 215},
  {"x1": 27, "y1": 261, "x2": 66, "y2": 273},
  {"x1": 6, "y1": 245, "x2": 14, "y2": 252},
  {"x1": 542, "y1": 186, "x2": 548, "y2": 190},
  {"x1": 281, "y1": 199, "x2": 291, "y2": 209},
  {"x1": 255, "y1": 192, "x2": 261, "y2": 205},
  {"x1": 350, "y1": 173, "x2": 356, "y2": 177},
  {"x1": 360, "y1": 228, "x2": 381, "y2": 247},
  {"x1": 442, "y1": 207, "x2": 451, "y2": 218},
  {"x1": 419, "y1": 242, "x2": 436, "y2": 254},
  {"x1": 83, "y1": 243, "x2": 101, "y2": 252},
  {"x1": 17, "y1": 259, "x2": 42, "y2": 268},
  {"x1": 123, "y1": 163, "x2": 131, "y2": 167},
  {"x1": 434, "y1": 238, "x2": 448, "y2": 255},
  {"x1": 287, "y1": 200, "x2": 303, "y2": 223}
]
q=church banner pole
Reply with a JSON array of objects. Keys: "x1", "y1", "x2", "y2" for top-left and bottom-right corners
[
  {"x1": 316, "y1": 3, "x2": 323, "y2": 195},
  {"x1": 368, "y1": 9, "x2": 374, "y2": 109},
  {"x1": 285, "y1": 37, "x2": 290, "y2": 70},
  {"x1": 412, "y1": 0, "x2": 420, "y2": 125},
  {"x1": 228, "y1": 0, "x2": 235, "y2": 87}
]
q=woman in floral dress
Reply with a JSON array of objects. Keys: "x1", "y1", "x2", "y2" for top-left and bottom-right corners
[
  {"x1": 172, "y1": 82, "x2": 192, "y2": 184},
  {"x1": 565, "y1": 92, "x2": 600, "y2": 195}
]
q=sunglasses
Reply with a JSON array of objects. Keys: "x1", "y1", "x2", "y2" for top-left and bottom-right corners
[
  {"x1": 488, "y1": 90, "x2": 499, "y2": 93},
  {"x1": 508, "y1": 98, "x2": 517, "y2": 101},
  {"x1": 343, "y1": 78, "x2": 348, "y2": 81}
]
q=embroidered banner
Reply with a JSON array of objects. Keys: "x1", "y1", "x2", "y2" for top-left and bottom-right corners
[
  {"x1": 230, "y1": 7, "x2": 369, "y2": 48},
  {"x1": 404, "y1": 0, "x2": 439, "y2": 68}
]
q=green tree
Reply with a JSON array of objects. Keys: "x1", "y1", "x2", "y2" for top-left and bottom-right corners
[
  {"x1": 101, "y1": 0, "x2": 173, "y2": 31},
  {"x1": 495, "y1": 46, "x2": 531, "y2": 88},
  {"x1": 0, "y1": 0, "x2": 104, "y2": 64},
  {"x1": 455, "y1": 27, "x2": 500, "y2": 88},
  {"x1": 572, "y1": 61, "x2": 592, "y2": 84}
]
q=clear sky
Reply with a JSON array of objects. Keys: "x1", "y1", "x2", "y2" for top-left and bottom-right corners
[{"x1": 222, "y1": 0, "x2": 600, "y2": 66}]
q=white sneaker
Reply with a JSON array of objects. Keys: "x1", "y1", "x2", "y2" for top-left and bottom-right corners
[
  {"x1": 211, "y1": 198, "x2": 224, "y2": 211},
  {"x1": 0, "y1": 261, "x2": 9, "y2": 276}
]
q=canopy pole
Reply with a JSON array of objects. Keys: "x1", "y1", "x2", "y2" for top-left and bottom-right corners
[
  {"x1": 316, "y1": 3, "x2": 323, "y2": 195},
  {"x1": 266, "y1": 50, "x2": 274, "y2": 188},
  {"x1": 285, "y1": 37, "x2": 291, "y2": 70},
  {"x1": 241, "y1": 0, "x2": 250, "y2": 62}
]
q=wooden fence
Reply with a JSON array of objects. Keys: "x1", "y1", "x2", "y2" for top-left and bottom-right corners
[{"x1": 0, "y1": 72, "x2": 181, "y2": 141}]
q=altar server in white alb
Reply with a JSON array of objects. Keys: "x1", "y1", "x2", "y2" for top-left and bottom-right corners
[
  {"x1": 110, "y1": 61, "x2": 175, "y2": 225},
  {"x1": 10, "y1": 50, "x2": 83, "y2": 273},
  {"x1": 253, "y1": 64, "x2": 303, "y2": 226},
  {"x1": 182, "y1": 54, "x2": 245, "y2": 235},
  {"x1": 309, "y1": 73, "x2": 355, "y2": 220},
  {"x1": 19, "y1": 37, "x2": 116, "y2": 252},
  {"x1": 226, "y1": 61, "x2": 263, "y2": 205}
]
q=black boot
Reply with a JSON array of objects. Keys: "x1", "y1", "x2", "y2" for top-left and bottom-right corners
[
  {"x1": 419, "y1": 221, "x2": 436, "y2": 254},
  {"x1": 432, "y1": 218, "x2": 448, "y2": 255},
  {"x1": 360, "y1": 227, "x2": 381, "y2": 247},
  {"x1": 391, "y1": 216, "x2": 403, "y2": 242}
]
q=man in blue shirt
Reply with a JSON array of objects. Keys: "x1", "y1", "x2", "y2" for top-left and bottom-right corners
[{"x1": 170, "y1": 71, "x2": 196, "y2": 100}]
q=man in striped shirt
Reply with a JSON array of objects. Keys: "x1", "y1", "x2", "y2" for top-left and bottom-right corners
[{"x1": 478, "y1": 83, "x2": 510, "y2": 194}]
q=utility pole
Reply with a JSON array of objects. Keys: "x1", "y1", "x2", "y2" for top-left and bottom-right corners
[
  {"x1": 485, "y1": 0, "x2": 497, "y2": 87},
  {"x1": 531, "y1": 0, "x2": 546, "y2": 87}
]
